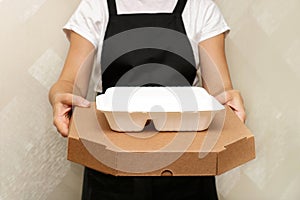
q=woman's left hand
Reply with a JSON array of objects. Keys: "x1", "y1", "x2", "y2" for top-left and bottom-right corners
[{"x1": 215, "y1": 90, "x2": 246, "y2": 123}]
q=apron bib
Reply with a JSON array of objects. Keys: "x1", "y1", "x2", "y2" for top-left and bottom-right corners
[{"x1": 100, "y1": 0, "x2": 196, "y2": 92}]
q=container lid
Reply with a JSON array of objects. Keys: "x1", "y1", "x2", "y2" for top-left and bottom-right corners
[{"x1": 96, "y1": 87, "x2": 224, "y2": 112}]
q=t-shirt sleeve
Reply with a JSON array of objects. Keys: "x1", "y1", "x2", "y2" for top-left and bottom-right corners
[
  {"x1": 195, "y1": 0, "x2": 230, "y2": 43},
  {"x1": 63, "y1": 0, "x2": 101, "y2": 48}
]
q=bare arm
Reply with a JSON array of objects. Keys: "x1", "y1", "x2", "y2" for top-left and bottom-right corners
[
  {"x1": 199, "y1": 33, "x2": 246, "y2": 122},
  {"x1": 49, "y1": 31, "x2": 95, "y2": 136}
]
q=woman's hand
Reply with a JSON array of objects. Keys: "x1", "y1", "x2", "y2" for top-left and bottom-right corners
[
  {"x1": 52, "y1": 93, "x2": 90, "y2": 137},
  {"x1": 49, "y1": 31, "x2": 95, "y2": 137},
  {"x1": 215, "y1": 90, "x2": 246, "y2": 123}
]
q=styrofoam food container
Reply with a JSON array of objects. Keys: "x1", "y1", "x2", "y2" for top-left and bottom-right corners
[{"x1": 96, "y1": 87, "x2": 224, "y2": 132}]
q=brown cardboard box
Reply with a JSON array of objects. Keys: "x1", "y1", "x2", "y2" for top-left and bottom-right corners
[{"x1": 68, "y1": 103, "x2": 255, "y2": 176}]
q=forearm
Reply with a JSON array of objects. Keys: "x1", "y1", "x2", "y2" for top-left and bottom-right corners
[
  {"x1": 198, "y1": 33, "x2": 246, "y2": 122},
  {"x1": 199, "y1": 33, "x2": 233, "y2": 96},
  {"x1": 201, "y1": 63, "x2": 233, "y2": 95},
  {"x1": 48, "y1": 31, "x2": 95, "y2": 106}
]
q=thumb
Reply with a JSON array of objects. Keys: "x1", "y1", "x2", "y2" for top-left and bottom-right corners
[
  {"x1": 72, "y1": 95, "x2": 91, "y2": 107},
  {"x1": 215, "y1": 91, "x2": 230, "y2": 105},
  {"x1": 60, "y1": 93, "x2": 91, "y2": 107}
]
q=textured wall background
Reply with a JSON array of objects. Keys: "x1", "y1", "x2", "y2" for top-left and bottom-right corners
[{"x1": 0, "y1": 0, "x2": 299, "y2": 199}]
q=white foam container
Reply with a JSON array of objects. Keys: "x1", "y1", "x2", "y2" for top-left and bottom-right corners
[{"x1": 96, "y1": 87, "x2": 224, "y2": 132}]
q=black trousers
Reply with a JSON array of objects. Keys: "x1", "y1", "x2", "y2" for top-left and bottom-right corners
[{"x1": 82, "y1": 167, "x2": 218, "y2": 200}]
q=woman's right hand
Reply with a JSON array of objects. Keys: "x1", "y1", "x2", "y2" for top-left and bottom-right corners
[
  {"x1": 52, "y1": 93, "x2": 90, "y2": 137},
  {"x1": 48, "y1": 31, "x2": 95, "y2": 136}
]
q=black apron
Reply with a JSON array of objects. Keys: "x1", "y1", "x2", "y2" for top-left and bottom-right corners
[
  {"x1": 101, "y1": 0, "x2": 196, "y2": 90},
  {"x1": 82, "y1": 0, "x2": 218, "y2": 199}
]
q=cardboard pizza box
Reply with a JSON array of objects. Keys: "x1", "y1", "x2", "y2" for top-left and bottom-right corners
[{"x1": 67, "y1": 103, "x2": 255, "y2": 176}]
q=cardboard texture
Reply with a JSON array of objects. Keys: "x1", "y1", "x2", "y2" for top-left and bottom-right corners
[{"x1": 68, "y1": 103, "x2": 255, "y2": 176}]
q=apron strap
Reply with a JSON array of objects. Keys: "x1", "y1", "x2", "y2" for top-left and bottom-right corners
[
  {"x1": 107, "y1": 0, "x2": 118, "y2": 16},
  {"x1": 173, "y1": 0, "x2": 188, "y2": 15}
]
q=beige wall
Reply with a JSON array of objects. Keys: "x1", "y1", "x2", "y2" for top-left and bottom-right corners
[{"x1": 1, "y1": 0, "x2": 299, "y2": 199}]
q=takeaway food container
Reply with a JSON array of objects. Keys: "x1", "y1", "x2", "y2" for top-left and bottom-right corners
[{"x1": 96, "y1": 86, "x2": 224, "y2": 132}]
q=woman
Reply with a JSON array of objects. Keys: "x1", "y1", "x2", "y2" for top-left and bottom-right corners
[{"x1": 49, "y1": 0, "x2": 246, "y2": 199}]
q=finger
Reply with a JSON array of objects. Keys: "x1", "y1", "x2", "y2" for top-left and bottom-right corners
[
  {"x1": 72, "y1": 95, "x2": 91, "y2": 107},
  {"x1": 226, "y1": 99, "x2": 246, "y2": 122},
  {"x1": 227, "y1": 91, "x2": 244, "y2": 109},
  {"x1": 53, "y1": 103, "x2": 73, "y2": 137},
  {"x1": 54, "y1": 103, "x2": 72, "y2": 119},
  {"x1": 53, "y1": 116, "x2": 70, "y2": 137},
  {"x1": 53, "y1": 105, "x2": 70, "y2": 131},
  {"x1": 56, "y1": 103, "x2": 72, "y2": 113},
  {"x1": 235, "y1": 110, "x2": 246, "y2": 123},
  {"x1": 227, "y1": 100, "x2": 243, "y2": 112},
  {"x1": 217, "y1": 90, "x2": 246, "y2": 123},
  {"x1": 227, "y1": 101, "x2": 246, "y2": 122},
  {"x1": 58, "y1": 93, "x2": 90, "y2": 107}
]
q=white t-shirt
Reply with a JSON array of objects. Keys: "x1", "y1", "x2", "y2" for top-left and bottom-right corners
[{"x1": 63, "y1": 0, "x2": 230, "y2": 92}]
